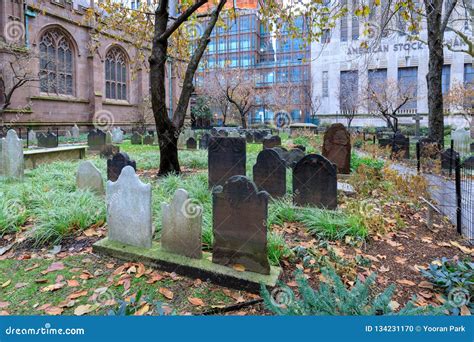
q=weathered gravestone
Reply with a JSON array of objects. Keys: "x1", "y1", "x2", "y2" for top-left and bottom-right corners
[
  {"x1": 107, "y1": 166, "x2": 153, "y2": 248},
  {"x1": 112, "y1": 127, "x2": 124, "y2": 144},
  {"x1": 28, "y1": 130, "x2": 37, "y2": 145},
  {"x1": 208, "y1": 137, "x2": 246, "y2": 188},
  {"x1": 391, "y1": 132, "x2": 410, "y2": 159},
  {"x1": 87, "y1": 129, "x2": 106, "y2": 151},
  {"x1": 161, "y1": 189, "x2": 202, "y2": 259},
  {"x1": 285, "y1": 148, "x2": 305, "y2": 168},
  {"x1": 107, "y1": 152, "x2": 137, "y2": 181},
  {"x1": 322, "y1": 123, "x2": 351, "y2": 174},
  {"x1": 131, "y1": 132, "x2": 143, "y2": 145},
  {"x1": 105, "y1": 131, "x2": 113, "y2": 144},
  {"x1": 293, "y1": 154, "x2": 337, "y2": 209},
  {"x1": 441, "y1": 148, "x2": 460, "y2": 170},
  {"x1": 143, "y1": 134, "x2": 154, "y2": 145},
  {"x1": 199, "y1": 133, "x2": 210, "y2": 150},
  {"x1": 1, "y1": 130, "x2": 24, "y2": 179},
  {"x1": 71, "y1": 124, "x2": 80, "y2": 139},
  {"x1": 76, "y1": 161, "x2": 104, "y2": 195},
  {"x1": 212, "y1": 176, "x2": 270, "y2": 274},
  {"x1": 262, "y1": 135, "x2": 281, "y2": 149},
  {"x1": 186, "y1": 137, "x2": 197, "y2": 149},
  {"x1": 253, "y1": 149, "x2": 286, "y2": 198},
  {"x1": 37, "y1": 131, "x2": 58, "y2": 148},
  {"x1": 100, "y1": 144, "x2": 120, "y2": 159}
]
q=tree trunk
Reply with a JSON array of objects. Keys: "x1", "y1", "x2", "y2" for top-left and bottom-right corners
[
  {"x1": 425, "y1": 0, "x2": 445, "y2": 147},
  {"x1": 240, "y1": 111, "x2": 247, "y2": 128},
  {"x1": 157, "y1": 127, "x2": 180, "y2": 175}
]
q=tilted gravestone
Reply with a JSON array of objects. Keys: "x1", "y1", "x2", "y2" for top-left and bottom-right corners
[
  {"x1": 76, "y1": 161, "x2": 104, "y2": 195},
  {"x1": 441, "y1": 148, "x2": 460, "y2": 170},
  {"x1": 253, "y1": 149, "x2": 286, "y2": 198},
  {"x1": 107, "y1": 166, "x2": 153, "y2": 248},
  {"x1": 131, "y1": 132, "x2": 143, "y2": 145},
  {"x1": 212, "y1": 176, "x2": 270, "y2": 275},
  {"x1": 28, "y1": 129, "x2": 37, "y2": 145},
  {"x1": 143, "y1": 134, "x2": 154, "y2": 145},
  {"x1": 208, "y1": 137, "x2": 246, "y2": 188},
  {"x1": 37, "y1": 131, "x2": 58, "y2": 148},
  {"x1": 391, "y1": 132, "x2": 410, "y2": 159},
  {"x1": 1, "y1": 130, "x2": 24, "y2": 179},
  {"x1": 87, "y1": 129, "x2": 106, "y2": 151},
  {"x1": 285, "y1": 148, "x2": 305, "y2": 168},
  {"x1": 322, "y1": 123, "x2": 351, "y2": 174},
  {"x1": 71, "y1": 124, "x2": 80, "y2": 139},
  {"x1": 112, "y1": 127, "x2": 124, "y2": 144},
  {"x1": 186, "y1": 137, "x2": 197, "y2": 150},
  {"x1": 262, "y1": 135, "x2": 281, "y2": 149},
  {"x1": 199, "y1": 133, "x2": 210, "y2": 150},
  {"x1": 161, "y1": 189, "x2": 202, "y2": 259},
  {"x1": 107, "y1": 152, "x2": 137, "y2": 181},
  {"x1": 293, "y1": 154, "x2": 337, "y2": 209}
]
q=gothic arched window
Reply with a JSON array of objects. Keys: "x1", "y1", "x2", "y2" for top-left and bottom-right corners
[
  {"x1": 105, "y1": 48, "x2": 127, "y2": 100},
  {"x1": 39, "y1": 30, "x2": 74, "y2": 95}
]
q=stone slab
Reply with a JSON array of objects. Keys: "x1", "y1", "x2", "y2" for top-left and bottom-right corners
[
  {"x1": 24, "y1": 145, "x2": 87, "y2": 169},
  {"x1": 93, "y1": 238, "x2": 281, "y2": 293}
]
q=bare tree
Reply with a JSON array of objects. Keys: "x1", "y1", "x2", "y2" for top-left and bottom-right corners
[
  {"x1": 337, "y1": 73, "x2": 360, "y2": 128},
  {"x1": 197, "y1": 71, "x2": 232, "y2": 125},
  {"x1": 362, "y1": 78, "x2": 417, "y2": 133},
  {"x1": 444, "y1": 80, "x2": 474, "y2": 124}
]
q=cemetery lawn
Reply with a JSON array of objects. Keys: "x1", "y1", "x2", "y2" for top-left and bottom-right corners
[{"x1": 1, "y1": 136, "x2": 473, "y2": 316}]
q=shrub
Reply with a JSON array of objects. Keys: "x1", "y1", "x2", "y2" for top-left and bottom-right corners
[{"x1": 262, "y1": 267, "x2": 447, "y2": 315}]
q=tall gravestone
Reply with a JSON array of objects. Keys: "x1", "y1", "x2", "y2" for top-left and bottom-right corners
[
  {"x1": 253, "y1": 149, "x2": 286, "y2": 198},
  {"x1": 1, "y1": 130, "x2": 24, "y2": 179},
  {"x1": 199, "y1": 133, "x2": 210, "y2": 150},
  {"x1": 71, "y1": 124, "x2": 80, "y2": 139},
  {"x1": 131, "y1": 132, "x2": 143, "y2": 145},
  {"x1": 88, "y1": 129, "x2": 106, "y2": 151},
  {"x1": 262, "y1": 135, "x2": 281, "y2": 149},
  {"x1": 186, "y1": 137, "x2": 197, "y2": 149},
  {"x1": 208, "y1": 137, "x2": 246, "y2": 188},
  {"x1": 322, "y1": 123, "x2": 351, "y2": 174},
  {"x1": 212, "y1": 176, "x2": 270, "y2": 275},
  {"x1": 161, "y1": 189, "x2": 202, "y2": 259},
  {"x1": 293, "y1": 154, "x2": 337, "y2": 209},
  {"x1": 391, "y1": 132, "x2": 410, "y2": 159},
  {"x1": 143, "y1": 134, "x2": 154, "y2": 145},
  {"x1": 28, "y1": 130, "x2": 37, "y2": 145},
  {"x1": 441, "y1": 148, "x2": 460, "y2": 169},
  {"x1": 112, "y1": 127, "x2": 124, "y2": 144},
  {"x1": 107, "y1": 166, "x2": 153, "y2": 248},
  {"x1": 107, "y1": 152, "x2": 137, "y2": 181},
  {"x1": 76, "y1": 161, "x2": 104, "y2": 195}
]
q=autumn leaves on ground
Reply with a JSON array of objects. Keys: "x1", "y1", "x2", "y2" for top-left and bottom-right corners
[{"x1": 0, "y1": 135, "x2": 472, "y2": 316}]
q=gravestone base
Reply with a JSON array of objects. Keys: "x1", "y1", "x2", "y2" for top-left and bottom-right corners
[{"x1": 93, "y1": 238, "x2": 281, "y2": 293}]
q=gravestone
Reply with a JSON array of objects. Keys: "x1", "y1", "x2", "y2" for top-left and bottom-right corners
[
  {"x1": 208, "y1": 137, "x2": 246, "y2": 188},
  {"x1": 131, "y1": 132, "x2": 143, "y2": 145},
  {"x1": 293, "y1": 154, "x2": 337, "y2": 209},
  {"x1": 218, "y1": 130, "x2": 228, "y2": 137},
  {"x1": 107, "y1": 152, "x2": 137, "y2": 181},
  {"x1": 105, "y1": 131, "x2": 113, "y2": 144},
  {"x1": 462, "y1": 156, "x2": 474, "y2": 169},
  {"x1": 76, "y1": 161, "x2": 104, "y2": 195},
  {"x1": 212, "y1": 176, "x2": 270, "y2": 275},
  {"x1": 100, "y1": 144, "x2": 120, "y2": 159},
  {"x1": 143, "y1": 134, "x2": 154, "y2": 145},
  {"x1": 452, "y1": 127, "x2": 470, "y2": 156},
  {"x1": 161, "y1": 189, "x2": 202, "y2": 259},
  {"x1": 391, "y1": 132, "x2": 410, "y2": 159},
  {"x1": 28, "y1": 129, "x2": 37, "y2": 145},
  {"x1": 107, "y1": 166, "x2": 153, "y2": 248},
  {"x1": 441, "y1": 148, "x2": 460, "y2": 170},
  {"x1": 211, "y1": 128, "x2": 219, "y2": 137},
  {"x1": 1, "y1": 130, "x2": 24, "y2": 179},
  {"x1": 199, "y1": 133, "x2": 210, "y2": 150},
  {"x1": 322, "y1": 123, "x2": 351, "y2": 174},
  {"x1": 253, "y1": 149, "x2": 286, "y2": 198},
  {"x1": 285, "y1": 148, "x2": 305, "y2": 168},
  {"x1": 253, "y1": 131, "x2": 265, "y2": 143},
  {"x1": 71, "y1": 124, "x2": 80, "y2": 139},
  {"x1": 112, "y1": 127, "x2": 124, "y2": 144},
  {"x1": 262, "y1": 135, "x2": 281, "y2": 149},
  {"x1": 37, "y1": 131, "x2": 58, "y2": 148},
  {"x1": 186, "y1": 137, "x2": 197, "y2": 149},
  {"x1": 419, "y1": 138, "x2": 440, "y2": 159},
  {"x1": 87, "y1": 129, "x2": 106, "y2": 151},
  {"x1": 378, "y1": 137, "x2": 391, "y2": 148},
  {"x1": 65, "y1": 130, "x2": 72, "y2": 139},
  {"x1": 245, "y1": 132, "x2": 254, "y2": 143}
]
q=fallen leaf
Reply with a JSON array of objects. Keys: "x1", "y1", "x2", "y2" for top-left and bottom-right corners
[
  {"x1": 0, "y1": 302, "x2": 9, "y2": 308},
  {"x1": 25, "y1": 263, "x2": 40, "y2": 272},
  {"x1": 159, "y1": 287, "x2": 174, "y2": 300},
  {"x1": 379, "y1": 265, "x2": 390, "y2": 273},
  {"x1": 460, "y1": 305, "x2": 471, "y2": 316},
  {"x1": 232, "y1": 264, "x2": 246, "y2": 272},
  {"x1": 74, "y1": 304, "x2": 98, "y2": 316},
  {"x1": 79, "y1": 271, "x2": 94, "y2": 280},
  {"x1": 389, "y1": 300, "x2": 400, "y2": 311},
  {"x1": 15, "y1": 282, "x2": 27, "y2": 289},
  {"x1": 396, "y1": 279, "x2": 416, "y2": 286},
  {"x1": 395, "y1": 256, "x2": 407, "y2": 264},
  {"x1": 450, "y1": 241, "x2": 473, "y2": 255},
  {"x1": 42, "y1": 262, "x2": 65, "y2": 275},
  {"x1": 67, "y1": 280, "x2": 80, "y2": 287},
  {"x1": 1, "y1": 280, "x2": 11, "y2": 288},
  {"x1": 36, "y1": 303, "x2": 52, "y2": 311},
  {"x1": 188, "y1": 297, "x2": 205, "y2": 306},
  {"x1": 418, "y1": 281, "x2": 434, "y2": 289},
  {"x1": 134, "y1": 304, "x2": 150, "y2": 316},
  {"x1": 45, "y1": 306, "x2": 63, "y2": 315},
  {"x1": 35, "y1": 279, "x2": 48, "y2": 284},
  {"x1": 40, "y1": 282, "x2": 65, "y2": 292},
  {"x1": 68, "y1": 290, "x2": 88, "y2": 300},
  {"x1": 418, "y1": 291, "x2": 433, "y2": 299}
]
